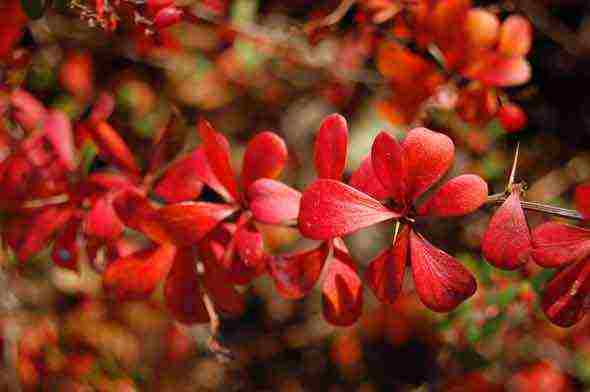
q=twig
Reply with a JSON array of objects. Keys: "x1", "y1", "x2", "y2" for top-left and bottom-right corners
[
  {"x1": 486, "y1": 192, "x2": 585, "y2": 221},
  {"x1": 202, "y1": 291, "x2": 234, "y2": 362},
  {"x1": 304, "y1": 0, "x2": 357, "y2": 33}
]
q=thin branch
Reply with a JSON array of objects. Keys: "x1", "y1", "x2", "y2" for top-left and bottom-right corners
[
  {"x1": 202, "y1": 291, "x2": 234, "y2": 362},
  {"x1": 304, "y1": 0, "x2": 357, "y2": 33},
  {"x1": 486, "y1": 192, "x2": 585, "y2": 221}
]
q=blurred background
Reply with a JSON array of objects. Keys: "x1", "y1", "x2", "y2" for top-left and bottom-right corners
[{"x1": 3, "y1": 0, "x2": 590, "y2": 390}]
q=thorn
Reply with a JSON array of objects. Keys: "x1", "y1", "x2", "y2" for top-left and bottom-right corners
[
  {"x1": 392, "y1": 220, "x2": 401, "y2": 244},
  {"x1": 507, "y1": 142, "x2": 520, "y2": 191}
]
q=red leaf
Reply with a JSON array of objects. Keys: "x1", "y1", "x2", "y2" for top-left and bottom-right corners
[
  {"x1": 153, "y1": 152, "x2": 204, "y2": 203},
  {"x1": 417, "y1": 174, "x2": 488, "y2": 217},
  {"x1": 84, "y1": 195, "x2": 124, "y2": 240},
  {"x1": 201, "y1": 255, "x2": 246, "y2": 316},
  {"x1": 16, "y1": 206, "x2": 73, "y2": 262},
  {"x1": 11, "y1": 89, "x2": 47, "y2": 132},
  {"x1": 235, "y1": 223, "x2": 267, "y2": 273},
  {"x1": 322, "y1": 242, "x2": 363, "y2": 326},
  {"x1": 482, "y1": 191, "x2": 531, "y2": 270},
  {"x1": 348, "y1": 155, "x2": 391, "y2": 200},
  {"x1": 191, "y1": 147, "x2": 233, "y2": 201},
  {"x1": 241, "y1": 131, "x2": 288, "y2": 190},
  {"x1": 532, "y1": 222, "x2": 590, "y2": 268},
  {"x1": 498, "y1": 15, "x2": 532, "y2": 57},
  {"x1": 164, "y1": 248, "x2": 209, "y2": 324},
  {"x1": 198, "y1": 118, "x2": 240, "y2": 202},
  {"x1": 52, "y1": 218, "x2": 80, "y2": 271},
  {"x1": 87, "y1": 92, "x2": 115, "y2": 125},
  {"x1": 371, "y1": 131, "x2": 407, "y2": 206},
  {"x1": 153, "y1": 6, "x2": 184, "y2": 29},
  {"x1": 410, "y1": 230, "x2": 476, "y2": 312},
  {"x1": 366, "y1": 226, "x2": 408, "y2": 304},
  {"x1": 269, "y1": 242, "x2": 329, "y2": 299},
  {"x1": 43, "y1": 110, "x2": 76, "y2": 171},
  {"x1": 92, "y1": 121, "x2": 139, "y2": 174},
  {"x1": 112, "y1": 190, "x2": 168, "y2": 243},
  {"x1": 465, "y1": 54, "x2": 531, "y2": 87},
  {"x1": 0, "y1": 0, "x2": 27, "y2": 60},
  {"x1": 87, "y1": 172, "x2": 136, "y2": 192},
  {"x1": 298, "y1": 179, "x2": 398, "y2": 240},
  {"x1": 314, "y1": 114, "x2": 348, "y2": 180},
  {"x1": 103, "y1": 243, "x2": 177, "y2": 300},
  {"x1": 247, "y1": 178, "x2": 301, "y2": 224},
  {"x1": 403, "y1": 127, "x2": 454, "y2": 202},
  {"x1": 158, "y1": 202, "x2": 238, "y2": 246},
  {"x1": 542, "y1": 258, "x2": 590, "y2": 327},
  {"x1": 575, "y1": 183, "x2": 590, "y2": 219}
]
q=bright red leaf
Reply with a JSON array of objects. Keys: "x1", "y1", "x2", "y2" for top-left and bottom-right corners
[
  {"x1": 365, "y1": 226, "x2": 409, "y2": 304},
  {"x1": 43, "y1": 110, "x2": 76, "y2": 171},
  {"x1": 348, "y1": 155, "x2": 390, "y2": 200},
  {"x1": 542, "y1": 258, "x2": 590, "y2": 327},
  {"x1": 371, "y1": 131, "x2": 407, "y2": 206},
  {"x1": 410, "y1": 231, "x2": 477, "y2": 312},
  {"x1": 247, "y1": 178, "x2": 301, "y2": 224},
  {"x1": 482, "y1": 191, "x2": 531, "y2": 270},
  {"x1": 532, "y1": 222, "x2": 590, "y2": 268},
  {"x1": 322, "y1": 242, "x2": 363, "y2": 326},
  {"x1": 241, "y1": 131, "x2": 288, "y2": 190},
  {"x1": 575, "y1": 183, "x2": 590, "y2": 219},
  {"x1": 417, "y1": 174, "x2": 488, "y2": 217},
  {"x1": 298, "y1": 179, "x2": 398, "y2": 240}
]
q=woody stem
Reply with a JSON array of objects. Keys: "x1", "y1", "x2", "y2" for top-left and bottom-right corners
[{"x1": 486, "y1": 193, "x2": 585, "y2": 221}]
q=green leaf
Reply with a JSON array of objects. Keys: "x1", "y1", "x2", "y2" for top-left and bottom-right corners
[
  {"x1": 20, "y1": 0, "x2": 48, "y2": 20},
  {"x1": 531, "y1": 269, "x2": 555, "y2": 294}
]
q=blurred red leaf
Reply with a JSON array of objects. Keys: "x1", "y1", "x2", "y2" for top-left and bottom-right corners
[
  {"x1": 11, "y1": 89, "x2": 47, "y2": 132},
  {"x1": 51, "y1": 218, "x2": 80, "y2": 271},
  {"x1": 84, "y1": 195, "x2": 124, "y2": 241},
  {"x1": 43, "y1": 110, "x2": 76, "y2": 171},
  {"x1": 92, "y1": 121, "x2": 139, "y2": 174},
  {"x1": 314, "y1": 113, "x2": 348, "y2": 180},
  {"x1": 498, "y1": 15, "x2": 532, "y2": 57},
  {"x1": 575, "y1": 183, "x2": 590, "y2": 219}
]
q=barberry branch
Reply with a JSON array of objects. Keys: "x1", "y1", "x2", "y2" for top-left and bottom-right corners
[
  {"x1": 202, "y1": 290, "x2": 234, "y2": 362},
  {"x1": 486, "y1": 192, "x2": 585, "y2": 221}
]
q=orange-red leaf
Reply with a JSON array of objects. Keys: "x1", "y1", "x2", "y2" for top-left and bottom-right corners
[
  {"x1": 44, "y1": 110, "x2": 76, "y2": 171},
  {"x1": 103, "y1": 243, "x2": 177, "y2": 300},
  {"x1": 153, "y1": 152, "x2": 204, "y2": 203},
  {"x1": 92, "y1": 121, "x2": 139, "y2": 174},
  {"x1": 498, "y1": 15, "x2": 532, "y2": 57},
  {"x1": 348, "y1": 155, "x2": 390, "y2": 200}
]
